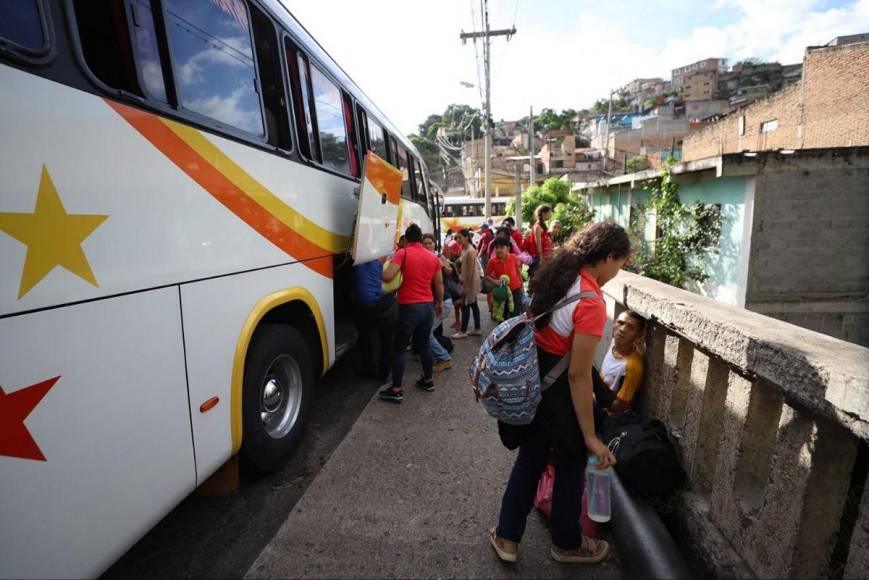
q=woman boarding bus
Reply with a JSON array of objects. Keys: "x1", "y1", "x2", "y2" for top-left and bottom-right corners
[{"x1": 0, "y1": 1, "x2": 435, "y2": 576}]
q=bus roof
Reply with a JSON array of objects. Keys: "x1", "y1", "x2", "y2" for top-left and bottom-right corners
[{"x1": 262, "y1": 0, "x2": 421, "y2": 161}]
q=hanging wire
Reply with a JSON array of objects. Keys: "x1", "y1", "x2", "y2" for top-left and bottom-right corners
[{"x1": 469, "y1": 0, "x2": 486, "y2": 110}]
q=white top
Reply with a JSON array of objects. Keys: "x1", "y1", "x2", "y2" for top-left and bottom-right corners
[{"x1": 601, "y1": 341, "x2": 628, "y2": 392}]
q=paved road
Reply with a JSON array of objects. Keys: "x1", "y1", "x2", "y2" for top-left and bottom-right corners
[
  {"x1": 246, "y1": 309, "x2": 624, "y2": 579},
  {"x1": 104, "y1": 354, "x2": 380, "y2": 579},
  {"x1": 106, "y1": 307, "x2": 624, "y2": 579}
]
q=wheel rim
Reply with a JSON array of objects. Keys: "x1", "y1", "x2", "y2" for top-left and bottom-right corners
[{"x1": 259, "y1": 354, "x2": 303, "y2": 439}]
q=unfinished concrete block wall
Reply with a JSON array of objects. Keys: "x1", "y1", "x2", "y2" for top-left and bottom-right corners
[
  {"x1": 604, "y1": 271, "x2": 869, "y2": 579},
  {"x1": 744, "y1": 156, "x2": 869, "y2": 346}
]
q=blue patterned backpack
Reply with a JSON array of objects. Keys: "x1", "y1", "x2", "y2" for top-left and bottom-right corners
[{"x1": 469, "y1": 291, "x2": 598, "y2": 425}]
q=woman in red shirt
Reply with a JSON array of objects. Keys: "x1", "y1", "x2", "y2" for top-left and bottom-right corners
[
  {"x1": 489, "y1": 222, "x2": 631, "y2": 565},
  {"x1": 527, "y1": 204, "x2": 553, "y2": 282}
]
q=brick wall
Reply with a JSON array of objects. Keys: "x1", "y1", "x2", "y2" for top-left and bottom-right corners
[
  {"x1": 802, "y1": 43, "x2": 869, "y2": 147},
  {"x1": 744, "y1": 162, "x2": 869, "y2": 346},
  {"x1": 683, "y1": 41, "x2": 869, "y2": 161},
  {"x1": 683, "y1": 83, "x2": 802, "y2": 159}
]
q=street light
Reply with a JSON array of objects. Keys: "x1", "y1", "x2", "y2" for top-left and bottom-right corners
[{"x1": 460, "y1": 81, "x2": 475, "y2": 88}]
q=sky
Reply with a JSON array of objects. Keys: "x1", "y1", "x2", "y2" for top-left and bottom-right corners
[{"x1": 280, "y1": 0, "x2": 869, "y2": 135}]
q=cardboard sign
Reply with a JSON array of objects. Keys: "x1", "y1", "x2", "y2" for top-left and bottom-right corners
[{"x1": 351, "y1": 152, "x2": 403, "y2": 263}]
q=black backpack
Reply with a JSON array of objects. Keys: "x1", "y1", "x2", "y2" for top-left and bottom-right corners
[
  {"x1": 436, "y1": 333, "x2": 454, "y2": 353},
  {"x1": 600, "y1": 414, "x2": 684, "y2": 498}
]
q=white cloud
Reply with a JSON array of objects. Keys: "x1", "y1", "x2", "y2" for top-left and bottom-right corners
[
  {"x1": 176, "y1": 36, "x2": 253, "y2": 87},
  {"x1": 280, "y1": 0, "x2": 869, "y2": 135},
  {"x1": 187, "y1": 85, "x2": 264, "y2": 135}
]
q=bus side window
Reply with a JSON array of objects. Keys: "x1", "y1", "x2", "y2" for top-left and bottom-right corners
[
  {"x1": 0, "y1": 0, "x2": 48, "y2": 55},
  {"x1": 389, "y1": 134, "x2": 400, "y2": 169},
  {"x1": 71, "y1": 0, "x2": 145, "y2": 97},
  {"x1": 367, "y1": 116, "x2": 388, "y2": 161},
  {"x1": 342, "y1": 92, "x2": 360, "y2": 177},
  {"x1": 396, "y1": 147, "x2": 410, "y2": 200},
  {"x1": 295, "y1": 52, "x2": 320, "y2": 162},
  {"x1": 355, "y1": 104, "x2": 370, "y2": 153},
  {"x1": 249, "y1": 2, "x2": 291, "y2": 150},
  {"x1": 411, "y1": 157, "x2": 426, "y2": 207},
  {"x1": 163, "y1": 0, "x2": 265, "y2": 136},
  {"x1": 309, "y1": 64, "x2": 350, "y2": 175}
]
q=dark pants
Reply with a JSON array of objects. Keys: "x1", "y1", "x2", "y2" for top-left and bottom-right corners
[
  {"x1": 496, "y1": 428, "x2": 584, "y2": 550},
  {"x1": 461, "y1": 299, "x2": 481, "y2": 332},
  {"x1": 509, "y1": 288, "x2": 526, "y2": 318},
  {"x1": 354, "y1": 295, "x2": 396, "y2": 381},
  {"x1": 527, "y1": 256, "x2": 541, "y2": 283},
  {"x1": 393, "y1": 302, "x2": 434, "y2": 387}
]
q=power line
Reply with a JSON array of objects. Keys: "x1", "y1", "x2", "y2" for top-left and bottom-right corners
[
  {"x1": 468, "y1": 0, "x2": 485, "y2": 109},
  {"x1": 459, "y1": 0, "x2": 516, "y2": 216}
]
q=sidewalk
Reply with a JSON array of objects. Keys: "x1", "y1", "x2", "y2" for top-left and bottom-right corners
[{"x1": 246, "y1": 307, "x2": 623, "y2": 579}]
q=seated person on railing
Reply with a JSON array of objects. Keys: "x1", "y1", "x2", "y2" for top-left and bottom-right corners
[{"x1": 600, "y1": 310, "x2": 646, "y2": 413}]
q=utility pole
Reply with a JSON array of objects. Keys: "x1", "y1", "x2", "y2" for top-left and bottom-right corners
[
  {"x1": 602, "y1": 90, "x2": 614, "y2": 175},
  {"x1": 460, "y1": 1, "x2": 515, "y2": 219},
  {"x1": 528, "y1": 106, "x2": 535, "y2": 187},
  {"x1": 521, "y1": 105, "x2": 534, "y2": 230}
]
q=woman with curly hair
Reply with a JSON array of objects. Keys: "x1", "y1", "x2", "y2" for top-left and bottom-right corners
[{"x1": 489, "y1": 221, "x2": 631, "y2": 565}]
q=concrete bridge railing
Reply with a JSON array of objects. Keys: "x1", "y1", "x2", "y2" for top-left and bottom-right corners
[{"x1": 599, "y1": 271, "x2": 868, "y2": 579}]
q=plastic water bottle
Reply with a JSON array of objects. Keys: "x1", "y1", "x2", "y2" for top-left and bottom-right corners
[{"x1": 586, "y1": 454, "x2": 613, "y2": 523}]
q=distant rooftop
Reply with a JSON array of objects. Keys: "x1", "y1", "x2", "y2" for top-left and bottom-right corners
[{"x1": 825, "y1": 32, "x2": 869, "y2": 46}]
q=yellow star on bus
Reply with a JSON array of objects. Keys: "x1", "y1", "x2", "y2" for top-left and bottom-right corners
[{"x1": 0, "y1": 165, "x2": 108, "y2": 299}]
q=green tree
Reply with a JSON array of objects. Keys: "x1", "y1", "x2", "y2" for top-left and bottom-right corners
[
  {"x1": 591, "y1": 99, "x2": 609, "y2": 114},
  {"x1": 410, "y1": 104, "x2": 484, "y2": 188},
  {"x1": 409, "y1": 134, "x2": 442, "y2": 181},
  {"x1": 416, "y1": 104, "x2": 483, "y2": 143},
  {"x1": 641, "y1": 97, "x2": 658, "y2": 112},
  {"x1": 506, "y1": 177, "x2": 594, "y2": 241},
  {"x1": 626, "y1": 156, "x2": 648, "y2": 172},
  {"x1": 628, "y1": 161, "x2": 722, "y2": 287}
]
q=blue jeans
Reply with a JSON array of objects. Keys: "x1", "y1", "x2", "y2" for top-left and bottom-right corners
[
  {"x1": 496, "y1": 428, "x2": 584, "y2": 550},
  {"x1": 393, "y1": 303, "x2": 434, "y2": 387},
  {"x1": 429, "y1": 314, "x2": 450, "y2": 362}
]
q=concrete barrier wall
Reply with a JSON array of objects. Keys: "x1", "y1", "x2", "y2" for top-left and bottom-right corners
[{"x1": 601, "y1": 271, "x2": 869, "y2": 579}]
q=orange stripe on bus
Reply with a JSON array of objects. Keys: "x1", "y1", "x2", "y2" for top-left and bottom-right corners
[{"x1": 105, "y1": 100, "x2": 333, "y2": 279}]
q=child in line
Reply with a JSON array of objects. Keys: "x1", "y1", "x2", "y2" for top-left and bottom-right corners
[{"x1": 484, "y1": 237, "x2": 525, "y2": 320}]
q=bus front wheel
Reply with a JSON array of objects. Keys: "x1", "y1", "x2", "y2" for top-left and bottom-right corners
[{"x1": 241, "y1": 324, "x2": 315, "y2": 474}]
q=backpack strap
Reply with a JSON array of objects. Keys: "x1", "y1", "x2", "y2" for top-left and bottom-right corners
[
  {"x1": 531, "y1": 290, "x2": 599, "y2": 322},
  {"x1": 541, "y1": 354, "x2": 570, "y2": 390},
  {"x1": 537, "y1": 289, "x2": 600, "y2": 390}
]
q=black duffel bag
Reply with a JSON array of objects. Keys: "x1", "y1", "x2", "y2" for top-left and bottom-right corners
[{"x1": 601, "y1": 414, "x2": 684, "y2": 498}]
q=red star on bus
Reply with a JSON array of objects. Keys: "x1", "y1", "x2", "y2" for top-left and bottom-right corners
[{"x1": 0, "y1": 376, "x2": 59, "y2": 461}]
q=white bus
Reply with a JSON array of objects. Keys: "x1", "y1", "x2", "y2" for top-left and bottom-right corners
[
  {"x1": 440, "y1": 195, "x2": 514, "y2": 234},
  {"x1": 0, "y1": 1, "x2": 435, "y2": 576}
]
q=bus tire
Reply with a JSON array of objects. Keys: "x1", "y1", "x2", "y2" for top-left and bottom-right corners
[{"x1": 241, "y1": 323, "x2": 315, "y2": 474}]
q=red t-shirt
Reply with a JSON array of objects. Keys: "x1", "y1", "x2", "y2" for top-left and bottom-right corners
[
  {"x1": 528, "y1": 223, "x2": 552, "y2": 257},
  {"x1": 391, "y1": 242, "x2": 441, "y2": 304},
  {"x1": 510, "y1": 230, "x2": 524, "y2": 249},
  {"x1": 485, "y1": 253, "x2": 522, "y2": 290},
  {"x1": 534, "y1": 269, "x2": 605, "y2": 356},
  {"x1": 477, "y1": 230, "x2": 493, "y2": 253}
]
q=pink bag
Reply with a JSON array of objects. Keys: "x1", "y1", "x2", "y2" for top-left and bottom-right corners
[
  {"x1": 533, "y1": 460, "x2": 599, "y2": 538},
  {"x1": 533, "y1": 462, "x2": 555, "y2": 517}
]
